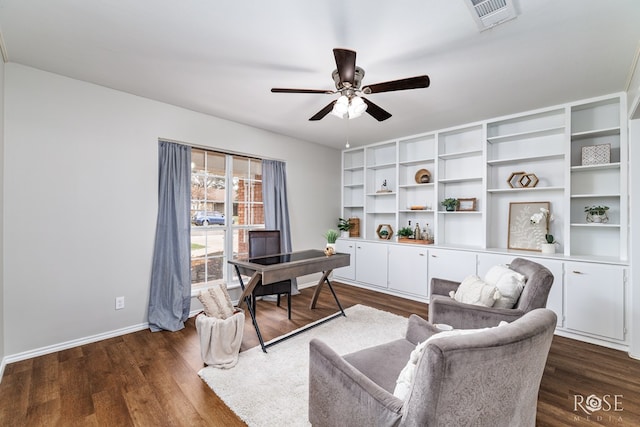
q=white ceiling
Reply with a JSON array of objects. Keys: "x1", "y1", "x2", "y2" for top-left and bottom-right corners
[{"x1": 1, "y1": 0, "x2": 639, "y2": 150}]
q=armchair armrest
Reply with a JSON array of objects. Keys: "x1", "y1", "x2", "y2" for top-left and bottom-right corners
[
  {"x1": 430, "y1": 277, "x2": 460, "y2": 297},
  {"x1": 428, "y1": 295, "x2": 526, "y2": 329},
  {"x1": 309, "y1": 338, "x2": 403, "y2": 427},
  {"x1": 405, "y1": 314, "x2": 440, "y2": 345}
]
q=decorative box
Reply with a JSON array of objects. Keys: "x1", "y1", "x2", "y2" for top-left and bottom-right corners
[{"x1": 581, "y1": 144, "x2": 610, "y2": 166}]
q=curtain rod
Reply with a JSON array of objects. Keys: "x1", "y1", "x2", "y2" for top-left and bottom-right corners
[{"x1": 158, "y1": 137, "x2": 284, "y2": 162}]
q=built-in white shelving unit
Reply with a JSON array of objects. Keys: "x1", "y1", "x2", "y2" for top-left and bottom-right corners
[
  {"x1": 341, "y1": 93, "x2": 628, "y2": 262},
  {"x1": 337, "y1": 93, "x2": 630, "y2": 352}
]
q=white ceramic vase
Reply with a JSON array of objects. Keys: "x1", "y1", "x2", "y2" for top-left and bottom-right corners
[{"x1": 540, "y1": 243, "x2": 556, "y2": 254}]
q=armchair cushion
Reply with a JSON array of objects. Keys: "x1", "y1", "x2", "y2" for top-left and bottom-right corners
[
  {"x1": 429, "y1": 257, "x2": 554, "y2": 329},
  {"x1": 485, "y1": 265, "x2": 526, "y2": 308},
  {"x1": 309, "y1": 309, "x2": 557, "y2": 427},
  {"x1": 393, "y1": 321, "x2": 509, "y2": 399},
  {"x1": 451, "y1": 274, "x2": 500, "y2": 307},
  {"x1": 341, "y1": 315, "x2": 439, "y2": 393}
]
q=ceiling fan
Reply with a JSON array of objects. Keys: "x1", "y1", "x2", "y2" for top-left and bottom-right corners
[{"x1": 271, "y1": 48, "x2": 430, "y2": 122}]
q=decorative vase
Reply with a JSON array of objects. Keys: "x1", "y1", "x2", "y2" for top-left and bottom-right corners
[
  {"x1": 586, "y1": 212, "x2": 609, "y2": 223},
  {"x1": 540, "y1": 243, "x2": 556, "y2": 254},
  {"x1": 325, "y1": 243, "x2": 336, "y2": 256},
  {"x1": 340, "y1": 231, "x2": 350, "y2": 238}
]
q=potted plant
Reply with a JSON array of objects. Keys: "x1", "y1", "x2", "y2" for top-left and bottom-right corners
[
  {"x1": 397, "y1": 227, "x2": 414, "y2": 243},
  {"x1": 530, "y1": 207, "x2": 557, "y2": 254},
  {"x1": 324, "y1": 229, "x2": 339, "y2": 254},
  {"x1": 584, "y1": 205, "x2": 609, "y2": 223},
  {"x1": 441, "y1": 198, "x2": 458, "y2": 212},
  {"x1": 337, "y1": 218, "x2": 352, "y2": 238}
]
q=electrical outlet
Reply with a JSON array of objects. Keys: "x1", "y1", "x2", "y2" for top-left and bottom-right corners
[{"x1": 115, "y1": 296, "x2": 125, "y2": 310}]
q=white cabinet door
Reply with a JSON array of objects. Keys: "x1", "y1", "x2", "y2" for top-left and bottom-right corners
[
  {"x1": 427, "y1": 248, "x2": 477, "y2": 299},
  {"x1": 388, "y1": 244, "x2": 429, "y2": 297},
  {"x1": 477, "y1": 254, "x2": 564, "y2": 327},
  {"x1": 355, "y1": 241, "x2": 388, "y2": 288},
  {"x1": 565, "y1": 262, "x2": 625, "y2": 341},
  {"x1": 333, "y1": 239, "x2": 356, "y2": 281},
  {"x1": 532, "y1": 258, "x2": 563, "y2": 327}
]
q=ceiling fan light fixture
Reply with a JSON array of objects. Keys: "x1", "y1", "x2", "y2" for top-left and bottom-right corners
[
  {"x1": 348, "y1": 96, "x2": 367, "y2": 119},
  {"x1": 332, "y1": 95, "x2": 349, "y2": 114}
]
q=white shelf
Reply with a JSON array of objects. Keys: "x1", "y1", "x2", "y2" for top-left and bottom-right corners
[
  {"x1": 571, "y1": 162, "x2": 620, "y2": 172},
  {"x1": 487, "y1": 153, "x2": 564, "y2": 166},
  {"x1": 570, "y1": 193, "x2": 620, "y2": 198},
  {"x1": 487, "y1": 126, "x2": 565, "y2": 144},
  {"x1": 367, "y1": 162, "x2": 396, "y2": 170},
  {"x1": 438, "y1": 177, "x2": 482, "y2": 184},
  {"x1": 438, "y1": 149, "x2": 482, "y2": 160},
  {"x1": 570, "y1": 223, "x2": 620, "y2": 228},
  {"x1": 399, "y1": 183, "x2": 434, "y2": 188},
  {"x1": 437, "y1": 210, "x2": 482, "y2": 214},
  {"x1": 367, "y1": 192, "x2": 396, "y2": 196},
  {"x1": 571, "y1": 127, "x2": 620, "y2": 140},
  {"x1": 487, "y1": 186, "x2": 565, "y2": 193},
  {"x1": 398, "y1": 158, "x2": 435, "y2": 166}
]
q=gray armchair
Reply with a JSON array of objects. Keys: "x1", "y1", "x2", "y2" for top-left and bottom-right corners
[
  {"x1": 428, "y1": 257, "x2": 554, "y2": 329},
  {"x1": 309, "y1": 309, "x2": 557, "y2": 426}
]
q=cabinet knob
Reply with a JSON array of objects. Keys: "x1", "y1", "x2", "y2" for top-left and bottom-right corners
[
  {"x1": 419, "y1": 253, "x2": 425, "y2": 256},
  {"x1": 431, "y1": 254, "x2": 437, "y2": 258},
  {"x1": 572, "y1": 271, "x2": 583, "y2": 274}
]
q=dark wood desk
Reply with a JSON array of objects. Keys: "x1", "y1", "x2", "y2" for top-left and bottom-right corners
[{"x1": 229, "y1": 249, "x2": 350, "y2": 352}]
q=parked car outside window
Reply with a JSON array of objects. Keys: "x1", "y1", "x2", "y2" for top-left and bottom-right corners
[{"x1": 192, "y1": 211, "x2": 225, "y2": 226}]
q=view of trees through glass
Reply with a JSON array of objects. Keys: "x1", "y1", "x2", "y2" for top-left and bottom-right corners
[{"x1": 190, "y1": 148, "x2": 263, "y2": 290}]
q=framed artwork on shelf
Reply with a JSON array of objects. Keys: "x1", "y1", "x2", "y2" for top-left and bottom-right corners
[
  {"x1": 507, "y1": 201, "x2": 550, "y2": 251},
  {"x1": 581, "y1": 144, "x2": 611, "y2": 166},
  {"x1": 376, "y1": 224, "x2": 393, "y2": 240},
  {"x1": 457, "y1": 198, "x2": 477, "y2": 211}
]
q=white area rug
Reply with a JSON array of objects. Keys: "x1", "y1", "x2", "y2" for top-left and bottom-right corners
[{"x1": 198, "y1": 304, "x2": 408, "y2": 427}]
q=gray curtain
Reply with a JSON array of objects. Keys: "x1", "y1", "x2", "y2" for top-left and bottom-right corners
[
  {"x1": 262, "y1": 159, "x2": 298, "y2": 294},
  {"x1": 148, "y1": 141, "x2": 192, "y2": 332}
]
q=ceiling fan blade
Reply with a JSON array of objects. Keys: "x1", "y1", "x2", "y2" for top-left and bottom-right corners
[
  {"x1": 309, "y1": 101, "x2": 337, "y2": 121},
  {"x1": 333, "y1": 48, "x2": 356, "y2": 86},
  {"x1": 361, "y1": 97, "x2": 392, "y2": 121},
  {"x1": 271, "y1": 88, "x2": 334, "y2": 94},
  {"x1": 362, "y1": 75, "x2": 430, "y2": 94}
]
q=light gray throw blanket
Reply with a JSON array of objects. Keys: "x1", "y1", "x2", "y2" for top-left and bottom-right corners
[{"x1": 196, "y1": 310, "x2": 244, "y2": 369}]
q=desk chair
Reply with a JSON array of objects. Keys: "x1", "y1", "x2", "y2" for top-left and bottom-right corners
[{"x1": 242, "y1": 230, "x2": 292, "y2": 319}]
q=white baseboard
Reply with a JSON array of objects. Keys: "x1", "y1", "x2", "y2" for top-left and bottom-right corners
[
  {"x1": 1, "y1": 279, "x2": 320, "y2": 383},
  {"x1": 0, "y1": 357, "x2": 6, "y2": 384},
  {"x1": 2, "y1": 322, "x2": 150, "y2": 368}
]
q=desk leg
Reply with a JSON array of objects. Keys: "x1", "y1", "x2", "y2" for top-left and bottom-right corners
[
  {"x1": 236, "y1": 272, "x2": 268, "y2": 353},
  {"x1": 309, "y1": 270, "x2": 345, "y2": 316}
]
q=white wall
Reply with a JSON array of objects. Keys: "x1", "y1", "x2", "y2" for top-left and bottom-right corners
[
  {"x1": 630, "y1": 118, "x2": 639, "y2": 359},
  {"x1": 0, "y1": 58, "x2": 5, "y2": 369},
  {"x1": 3, "y1": 63, "x2": 341, "y2": 357}
]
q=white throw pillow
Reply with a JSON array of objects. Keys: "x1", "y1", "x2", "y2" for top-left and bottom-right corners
[
  {"x1": 484, "y1": 265, "x2": 526, "y2": 309},
  {"x1": 449, "y1": 274, "x2": 500, "y2": 307},
  {"x1": 197, "y1": 283, "x2": 235, "y2": 319},
  {"x1": 393, "y1": 322, "x2": 508, "y2": 399}
]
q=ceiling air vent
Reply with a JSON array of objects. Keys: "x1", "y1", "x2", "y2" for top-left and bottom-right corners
[{"x1": 465, "y1": 0, "x2": 517, "y2": 31}]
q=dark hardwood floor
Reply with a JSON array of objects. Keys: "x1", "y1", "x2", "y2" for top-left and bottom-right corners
[{"x1": 1, "y1": 282, "x2": 639, "y2": 426}]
